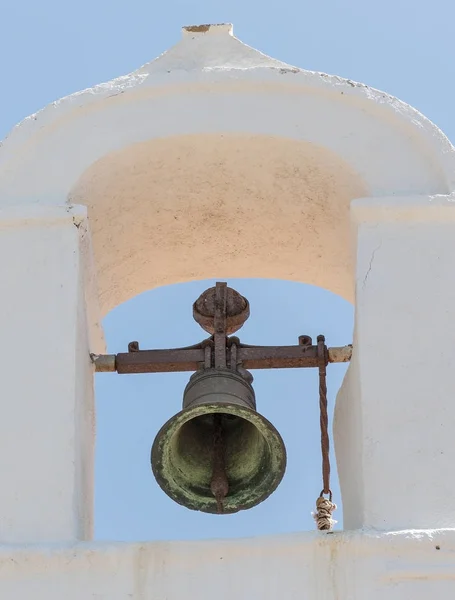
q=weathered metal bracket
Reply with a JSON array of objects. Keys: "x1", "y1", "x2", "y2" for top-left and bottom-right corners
[{"x1": 91, "y1": 282, "x2": 352, "y2": 374}]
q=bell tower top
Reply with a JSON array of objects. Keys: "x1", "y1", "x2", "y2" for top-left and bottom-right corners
[
  {"x1": 1, "y1": 23, "x2": 453, "y2": 317},
  {"x1": 181, "y1": 23, "x2": 234, "y2": 36}
]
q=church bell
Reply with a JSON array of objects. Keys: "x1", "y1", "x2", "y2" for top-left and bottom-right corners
[{"x1": 151, "y1": 366, "x2": 287, "y2": 514}]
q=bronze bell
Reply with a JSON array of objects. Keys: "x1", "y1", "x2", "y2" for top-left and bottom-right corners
[{"x1": 151, "y1": 367, "x2": 287, "y2": 514}]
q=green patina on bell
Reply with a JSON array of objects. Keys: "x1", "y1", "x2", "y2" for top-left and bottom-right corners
[{"x1": 151, "y1": 367, "x2": 287, "y2": 514}]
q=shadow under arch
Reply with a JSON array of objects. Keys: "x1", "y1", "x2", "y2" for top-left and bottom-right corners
[
  {"x1": 69, "y1": 132, "x2": 368, "y2": 316},
  {"x1": 94, "y1": 278, "x2": 353, "y2": 541}
]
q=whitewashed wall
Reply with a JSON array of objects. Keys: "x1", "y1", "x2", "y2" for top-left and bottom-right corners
[
  {"x1": 1, "y1": 530, "x2": 455, "y2": 599},
  {"x1": 0, "y1": 23, "x2": 454, "y2": 599}
]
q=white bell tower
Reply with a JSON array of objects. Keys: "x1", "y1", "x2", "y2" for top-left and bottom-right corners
[{"x1": 0, "y1": 23, "x2": 454, "y2": 599}]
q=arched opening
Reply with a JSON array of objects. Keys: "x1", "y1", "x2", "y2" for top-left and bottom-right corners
[
  {"x1": 94, "y1": 278, "x2": 353, "y2": 541},
  {"x1": 69, "y1": 131, "x2": 365, "y2": 538}
]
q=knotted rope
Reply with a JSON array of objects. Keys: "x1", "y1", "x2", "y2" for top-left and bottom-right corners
[
  {"x1": 312, "y1": 335, "x2": 337, "y2": 531},
  {"x1": 313, "y1": 494, "x2": 337, "y2": 531}
]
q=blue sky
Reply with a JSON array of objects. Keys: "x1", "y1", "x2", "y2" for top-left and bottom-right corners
[{"x1": 1, "y1": 1, "x2": 453, "y2": 541}]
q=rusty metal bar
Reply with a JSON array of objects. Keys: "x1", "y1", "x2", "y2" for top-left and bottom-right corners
[
  {"x1": 237, "y1": 344, "x2": 319, "y2": 370},
  {"x1": 116, "y1": 348, "x2": 205, "y2": 374},
  {"x1": 91, "y1": 345, "x2": 352, "y2": 374},
  {"x1": 213, "y1": 282, "x2": 227, "y2": 368}
]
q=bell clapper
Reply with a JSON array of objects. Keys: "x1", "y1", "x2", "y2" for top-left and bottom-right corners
[{"x1": 210, "y1": 414, "x2": 229, "y2": 514}]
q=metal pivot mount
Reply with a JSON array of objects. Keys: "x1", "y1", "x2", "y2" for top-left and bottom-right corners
[{"x1": 91, "y1": 282, "x2": 352, "y2": 521}]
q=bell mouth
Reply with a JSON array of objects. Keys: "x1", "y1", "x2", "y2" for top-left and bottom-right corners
[{"x1": 151, "y1": 403, "x2": 287, "y2": 514}]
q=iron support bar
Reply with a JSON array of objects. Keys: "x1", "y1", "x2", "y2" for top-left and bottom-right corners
[
  {"x1": 213, "y1": 282, "x2": 228, "y2": 368},
  {"x1": 91, "y1": 344, "x2": 352, "y2": 374}
]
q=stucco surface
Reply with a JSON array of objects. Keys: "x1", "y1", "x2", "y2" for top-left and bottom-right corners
[
  {"x1": 1, "y1": 529, "x2": 454, "y2": 599},
  {"x1": 336, "y1": 195, "x2": 455, "y2": 531},
  {"x1": 0, "y1": 206, "x2": 95, "y2": 544},
  {"x1": 70, "y1": 134, "x2": 366, "y2": 314}
]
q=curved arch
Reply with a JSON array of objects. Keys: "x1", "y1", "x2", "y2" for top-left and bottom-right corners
[{"x1": 69, "y1": 133, "x2": 366, "y2": 314}]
